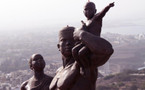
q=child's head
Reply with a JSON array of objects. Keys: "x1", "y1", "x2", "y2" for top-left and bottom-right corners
[{"x1": 84, "y1": 2, "x2": 96, "y2": 20}]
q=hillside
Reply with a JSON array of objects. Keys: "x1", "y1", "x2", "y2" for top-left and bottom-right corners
[
  {"x1": 96, "y1": 69, "x2": 145, "y2": 90},
  {"x1": 0, "y1": 31, "x2": 145, "y2": 74},
  {"x1": 100, "y1": 33, "x2": 145, "y2": 75},
  {"x1": 0, "y1": 31, "x2": 145, "y2": 89}
]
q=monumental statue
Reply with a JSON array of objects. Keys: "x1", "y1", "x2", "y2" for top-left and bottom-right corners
[
  {"x1": 49, "y1": 1, "x2": 114, "y2": 90},
  {"x1": 49, "y1": 26, "x2": 113, "y2": 90},
  {"x1": 49, "y1": 25, "x2": 114, "y2": 90},
  {"x1": 20, "y1": 1, "x2": 114, "y2": 90}
]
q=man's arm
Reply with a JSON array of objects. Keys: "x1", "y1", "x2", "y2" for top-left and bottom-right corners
[
  {"x1": 94, "y1": 2, "x2": 114, "y2": 20},
  {"x1": 73, "y1": 28, "x2": 114, "y2": 56},
  {"x1": 91, "y1": 53, "x2": 113, "y2": 67}
]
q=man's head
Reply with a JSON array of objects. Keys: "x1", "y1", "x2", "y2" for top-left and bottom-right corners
[
  {"x1": 29, "y1": 54, "x2": 45, "y2": 71},
  {"x1": 84, "y1": 2, "x2": 96, "y2": 20},
  {"x1": 57, "y1": 26, "x2": 75, "y2": 57}
]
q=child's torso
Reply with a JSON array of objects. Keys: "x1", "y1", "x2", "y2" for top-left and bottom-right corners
[{"x1": 86, "y1": 15, "x2": 103, "y2": 36}]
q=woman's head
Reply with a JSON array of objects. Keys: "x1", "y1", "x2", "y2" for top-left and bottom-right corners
[{"x1": 29, "y1": 54, "x2": 45, "y2": 71}]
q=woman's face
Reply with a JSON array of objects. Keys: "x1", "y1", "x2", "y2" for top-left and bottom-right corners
[{"x1": 31, "y1": 54, "x2": 45, "y2": 71}]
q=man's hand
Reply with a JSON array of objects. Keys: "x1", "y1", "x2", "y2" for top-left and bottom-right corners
[{"x1": 109, "y1": 2, "x2": 115, "y2": 7}]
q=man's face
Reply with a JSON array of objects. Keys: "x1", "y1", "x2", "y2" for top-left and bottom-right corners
[
  {"x1": 31, "y1": 54, "x2": 45, "y2": 71},
  {"x1": 58, "y1": 30, "x2": 75, "y2": 57},
  {"x1": 84, "y1": 3, "x2": 96, "y2": 20}
]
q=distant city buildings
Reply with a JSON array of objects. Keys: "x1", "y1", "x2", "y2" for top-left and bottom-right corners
[{"x1": 0, "y1": 63, "x2": 61, "y2": 90}]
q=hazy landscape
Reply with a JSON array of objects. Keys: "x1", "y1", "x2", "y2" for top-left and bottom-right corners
[
  {"x1": 0, "y1": 0, "x2": 145, "y2": 89},
  {"x1": 0, "y1": 28, "x2": 145, "y2": 89}
]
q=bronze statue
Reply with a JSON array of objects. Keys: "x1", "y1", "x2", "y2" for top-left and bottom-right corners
[
  {"x1": 49, "y1": 23, "x2": 114, "y2": 90},
  {"x1": 72, "y1": 2, "x2": 115, "y2": 75},
  {"x1": 21, "y1": 54, "x2": 53, "y2": 90}
]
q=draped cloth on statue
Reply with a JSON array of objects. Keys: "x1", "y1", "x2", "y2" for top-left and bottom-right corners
[{"x1": 25, "y1": 75, "x2": 52, "y2": 90}]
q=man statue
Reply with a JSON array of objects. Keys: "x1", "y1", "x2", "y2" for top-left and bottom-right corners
[
  {"x1": 49, "y1": 24, "x2": 114, "y2": 90},
  {"x1": 21, "y1": 54, "x2": 53, "y2": 90}
]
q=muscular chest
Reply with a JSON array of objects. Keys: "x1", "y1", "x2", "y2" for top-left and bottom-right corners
[
  {"x1": 50, "y1": 65, "x2": 79, "y2": 90},
  {"x1": 50, "y1": 68, "x2": 71, "y2": 89}
]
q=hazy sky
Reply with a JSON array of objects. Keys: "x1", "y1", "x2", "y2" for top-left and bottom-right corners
[{"x1": 0, "y1": 0, "x2": 145, "y2": 34}]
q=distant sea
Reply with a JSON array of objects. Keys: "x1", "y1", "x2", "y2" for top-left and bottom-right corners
[{"x1": 103, "y1": 26, "x2": 145, "y2": 35}]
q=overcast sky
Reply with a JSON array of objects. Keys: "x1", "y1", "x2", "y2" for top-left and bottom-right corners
[{"x1": 0, "y1": 0, "x2": 145, "y2": 34}]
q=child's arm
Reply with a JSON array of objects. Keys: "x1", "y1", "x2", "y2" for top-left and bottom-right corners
[{"x1": 95, "y1": 2, "x2": 114, "y2": 20}]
